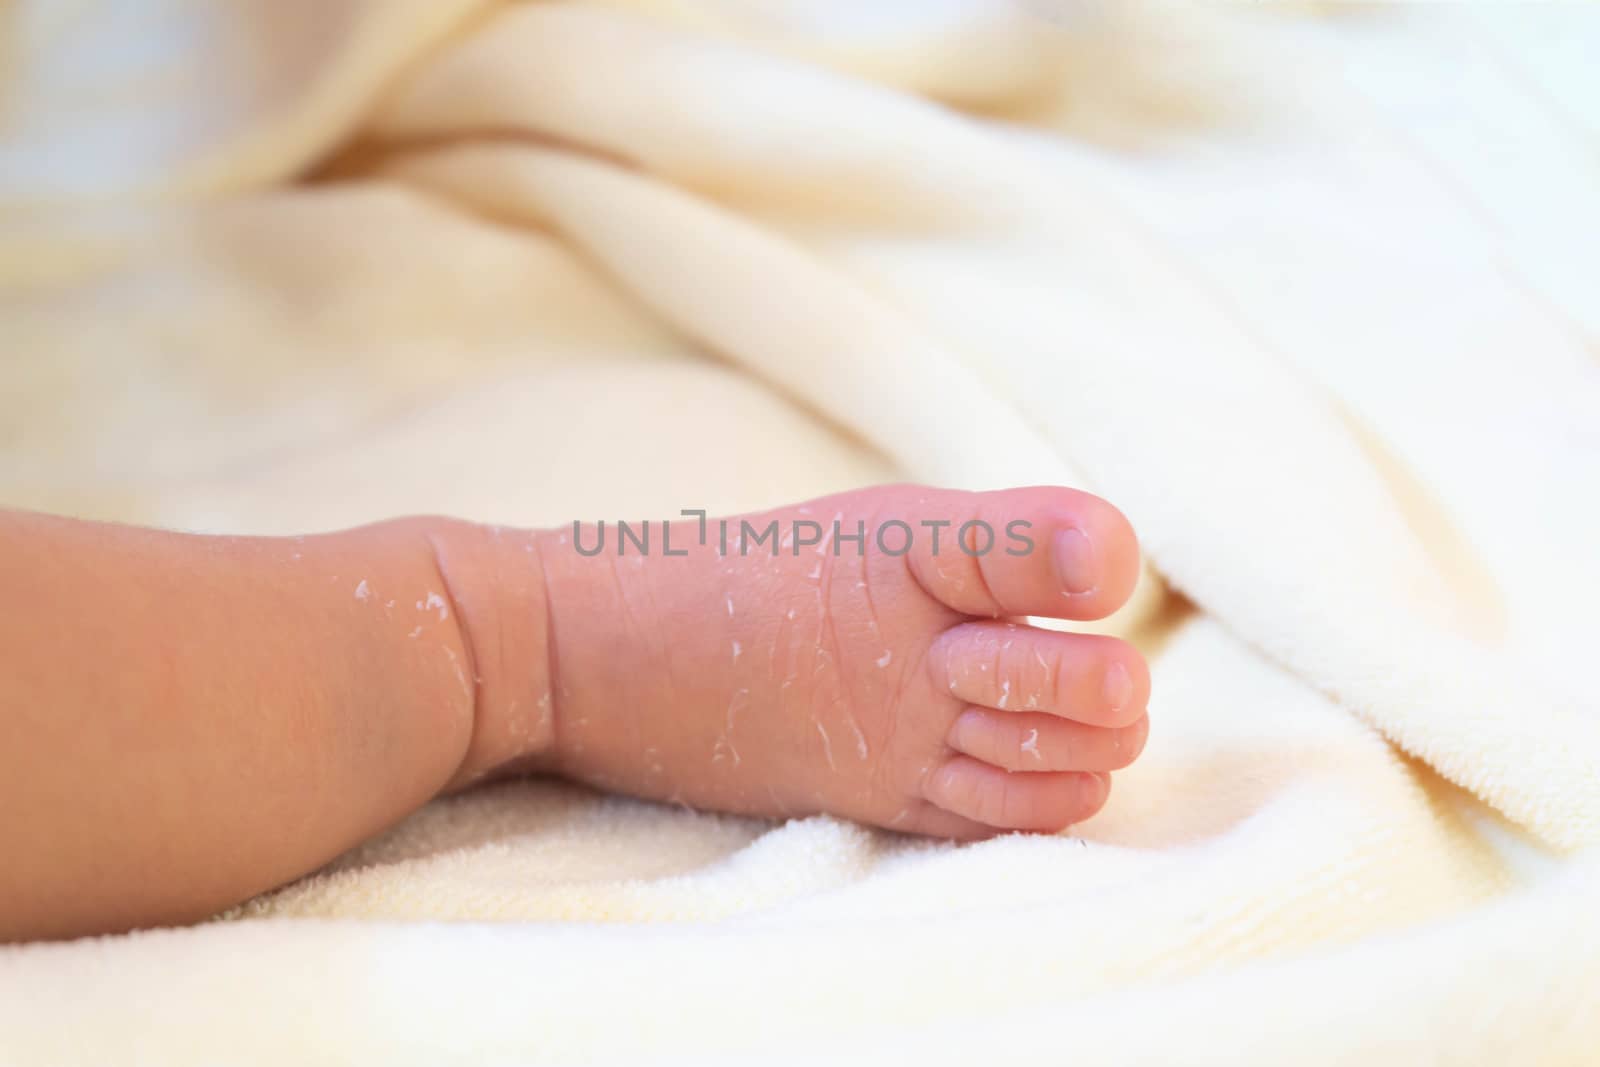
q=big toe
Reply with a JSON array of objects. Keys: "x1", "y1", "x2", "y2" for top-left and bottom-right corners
[{"x1": 905, "y1": 486, "x2": 1140, "y2": 621}]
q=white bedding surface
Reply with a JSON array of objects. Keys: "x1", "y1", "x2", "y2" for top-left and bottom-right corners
[{"x1": 2, "y1": 3, "x2": 1597, "y2": 1063}]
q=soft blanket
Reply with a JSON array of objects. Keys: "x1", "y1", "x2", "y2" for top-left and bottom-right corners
[{"x1": 2, "y1": 2, "x2": 1598, "y2": 1063}]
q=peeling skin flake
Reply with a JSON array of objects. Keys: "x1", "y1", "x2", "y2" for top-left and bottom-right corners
[
  {"x1": 814, "y1": 720, "x2": 837, "y2": 771},
  {"x1": 442, "y1": 646, "x2": 470, "y2": 698},
  {"x1": 848, "y1": 715, "x2": 869, "y2": 761}
]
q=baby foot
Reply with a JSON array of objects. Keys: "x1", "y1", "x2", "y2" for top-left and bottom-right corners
[{"x1": 473, "y1": 485, "x2": 1147, "y2": 838}]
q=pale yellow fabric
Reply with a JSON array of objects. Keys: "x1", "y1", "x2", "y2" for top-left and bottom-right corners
[{"x1": 2, "y1": 2, "x2": 1598, "y2": 1063}]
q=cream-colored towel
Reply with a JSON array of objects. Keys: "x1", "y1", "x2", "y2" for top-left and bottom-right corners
[{"x1": 2, "y1": 2, "x2": 1597, "y2": 1063}]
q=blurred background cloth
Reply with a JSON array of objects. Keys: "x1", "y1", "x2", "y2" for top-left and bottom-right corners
[{"x1": 2, "y1": 2, "x2": 1598, "y2": 1063}]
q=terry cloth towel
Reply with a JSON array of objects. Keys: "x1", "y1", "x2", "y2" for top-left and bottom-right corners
[{"x1": 2, "y1": 2, "x2": 1598, "y2": 1063}]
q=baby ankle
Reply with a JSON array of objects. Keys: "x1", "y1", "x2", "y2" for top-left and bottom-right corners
[{"x1": 428, "y1": 519, "x2": 559, "y2": 788}]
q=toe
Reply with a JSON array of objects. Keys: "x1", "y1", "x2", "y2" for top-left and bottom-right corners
[
  {"x1": 923, "y1": 756, "x2": 1110, "y2": 832},
  {"x1": 904, "y1": 486, "x2": 1139, "y2": 621},
  {"x1": 948, "y1": 708, "x2": 1148, "y2": 772},
  {"x1": 889, "y1": 801, "x2": 1002, "y2": 841},
  {"x1": 929, "y1": 620, "x2": 1149, "y2": 727}
]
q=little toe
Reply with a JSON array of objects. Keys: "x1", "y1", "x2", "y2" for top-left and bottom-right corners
[
  {"x1": 948, "y1": 708, "x2": 1148, "y2": 773},
  {"x1": 891, "y1": 801, "x2": 1003, "y2": 842},
  {"x1": 929, "y1": 620, "x2": 1149, "y2": 727},
  {"x1": 923, "y1": 756, "x2": 1110, "y2": 832},
  {"x1": 905, "y1": 486, "x2": 1139, "y2": 622}
]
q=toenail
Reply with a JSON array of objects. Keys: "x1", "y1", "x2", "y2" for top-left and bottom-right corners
[
  {"x1": 1053, "y1": 528, "x2": 1098, "y2": 594},
  {"x1": 951, "y1": 709, "x2": 983, "y2": 748},
  {"x1": 1103, "y1": 661, "x2": 1133, "y2": 714}
]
